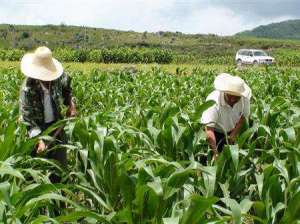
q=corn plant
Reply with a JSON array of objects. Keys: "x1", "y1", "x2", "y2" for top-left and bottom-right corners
[{"x1": 0, "y1": 66, "x2": 299, "y2": 223}]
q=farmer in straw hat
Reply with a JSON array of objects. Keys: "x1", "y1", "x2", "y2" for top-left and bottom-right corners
[
  {"x1": 201, "y1": 73, "x2": 252, "y2": 161},
  {"x1": 19, "y1": 46, "x2": 76, "y2": 182}
]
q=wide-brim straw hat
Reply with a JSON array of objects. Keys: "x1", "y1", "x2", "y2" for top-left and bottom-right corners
[
  {"x1": 21, "y1": 46, "x2": 63, "y2": 81},
  {"x1": 214, "y1": 73, "x2": 252, "y2": 99}
]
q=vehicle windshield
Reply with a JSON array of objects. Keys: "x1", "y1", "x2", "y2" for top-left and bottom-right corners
[{"x1": 254, "y1": 51, "x2": 268, "y2": 56}]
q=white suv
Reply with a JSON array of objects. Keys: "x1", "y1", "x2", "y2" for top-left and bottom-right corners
[{"x1": 235, "y1": 49, "x2": 275, "y2": 66}]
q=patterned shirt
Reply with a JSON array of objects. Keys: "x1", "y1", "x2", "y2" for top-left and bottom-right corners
[{"x1": 19, "y1": 73, "x2": 72, "y2": 137}]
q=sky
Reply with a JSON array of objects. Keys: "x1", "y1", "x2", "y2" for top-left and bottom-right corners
[{"x1": 0, "y1": 0, "x2": 299, "y2": 35}]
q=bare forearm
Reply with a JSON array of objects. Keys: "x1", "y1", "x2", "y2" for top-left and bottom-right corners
[
  {"x1": 230, "y1": 116, "x2": 245, "y2": 140},
  {"x1": 205, "y1": 127, "x2": 217, "y2": 151},
  {"x1": 69, "y1": 100, "x2": 76, "y2": 110},
  {"x1": 66, "y1": 99, "x2": 76, "y2": 117},
  {"x1": 207, "y1": 137, "x2": 217, "y2": 152}
]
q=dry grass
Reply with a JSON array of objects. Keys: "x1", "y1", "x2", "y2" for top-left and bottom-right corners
[
  {"x1": 0, "y1": 60, "x2": 228, "y2": 74},
  {"x1": 1, "y1": 60, "x2": 299, "y2": 76}
]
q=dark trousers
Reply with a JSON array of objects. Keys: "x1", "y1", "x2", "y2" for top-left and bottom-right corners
[
  {"x1": 215, "y1": 131, "x2": 228, "y2": 153},
  {"x1": 200, "y1": 130, "x2": 229, "y2": 165},
  {"x1": 31, "y1": 121, "x2": 67, "y2": 183}
]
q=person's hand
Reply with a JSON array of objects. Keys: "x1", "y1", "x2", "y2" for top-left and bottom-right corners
[
  {"x1": 212, "y1": 150, "x2": 218, "y2": 161},
  {"x1": 36, "y1": 140, "x2": 46, "y2": 154},
  {"x1": 66, "y1": 105, "x2": 76, "y2": 117},
  {"x1": 228, "y1": 134, "x2": 236, "y2": 145}
]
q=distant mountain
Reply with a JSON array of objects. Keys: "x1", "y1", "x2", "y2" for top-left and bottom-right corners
[{"x1": 236, "y1": 20, "x2": 300, "y2": 40}]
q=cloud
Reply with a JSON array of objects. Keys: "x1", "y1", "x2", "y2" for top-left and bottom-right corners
[
  {"x1": 166, "y1": 6, "x2": 250, "y2": 35},
  {"x1": 0, "y1": 0, "x2": 298, "y2": 35},
  {"x1": 213, "y1": 0, "x2": 300, "y2": 19}
]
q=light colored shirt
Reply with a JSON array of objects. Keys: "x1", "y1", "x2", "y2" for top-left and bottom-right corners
[
  {"x1": 40, "y1": 82, "x2": 55, "y2": 124},
  {"x1": 201, "y1": 90, "x2": 250, "y2": 132},
  {"x1": 28, "y1": 127, "x2": 42, "y2": 138}
]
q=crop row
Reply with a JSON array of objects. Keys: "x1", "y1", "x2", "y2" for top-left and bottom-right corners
[
  {"x1": 2, "y1": 47, "x2": 300, "y2": 66},
  {"x1": 0, "y1": 47, "x2": 174, "y2": 64},
  {"x1": 0, "y1": 67, "x2": 299, "y2": 223}
]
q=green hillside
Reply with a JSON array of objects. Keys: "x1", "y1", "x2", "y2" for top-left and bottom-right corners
[
  {"x1": 1, "y1": 23, "x2": 300, "y2": 65},
  {"x1": 237, "y1": 20, "x2": 300, "y2": 40},
  {"x1": 1, "y1": 24, "x2": 300, "y2": 53}
]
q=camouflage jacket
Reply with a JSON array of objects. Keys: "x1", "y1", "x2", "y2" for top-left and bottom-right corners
[{"x1": 19, "y1": 73, "x2": 72, "y2": 137}]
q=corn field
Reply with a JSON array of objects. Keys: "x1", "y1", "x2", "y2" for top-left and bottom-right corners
[
  {"x1": 2, "y1": 48, "x2": 300, "y2": 66},
  {"x1": 0, "y1": 66, "x2": 300, "y2": 223},
  {"x1": 0, "y1": 48, "x2": 174, "y2": 64}
]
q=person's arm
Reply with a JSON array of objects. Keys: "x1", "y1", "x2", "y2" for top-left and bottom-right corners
[
  {"x1": 20, "y1": 80, "x2": 42, "y2": 138},
  {"x1": 66, "y1": 99, "x2": 76, "y2": 117},
  {"x1": 20, "y1": 80, "x2": 46, "y2": 154},
  {"x1": 229, "y1": 98, "x2": 250, "y2": 144},
  {"x1": 62, "y1": 74, "x2": 76, "y2": 117},
  {"x1": 229, "y1": 113, "x2": 249, "y2": 145},
  {"x1": 201, "y1": 101, "x2": 219, "y2": 159},
  {"x1": 205, "y1": 126, "x2": 218, "y2": 160},
  {"x1": 228, "y1": 116, "x2": 245, "y2": 143}
]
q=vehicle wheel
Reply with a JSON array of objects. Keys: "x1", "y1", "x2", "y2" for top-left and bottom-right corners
[
  {"x1": 236, "y1": 59, "x2": 242, "y2": 67},
  {"x1": 253, "y1": 61, "x2": 258, "y2": 67}
]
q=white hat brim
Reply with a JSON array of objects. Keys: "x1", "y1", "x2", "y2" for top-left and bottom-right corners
[
  {"x1": 21, "y1": 53, "x2": 63, "y2": 81},
  {"x1": 214, "y1": 73, "x2": 252, "y2": 99}
]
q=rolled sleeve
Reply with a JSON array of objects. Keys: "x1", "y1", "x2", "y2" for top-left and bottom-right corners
[
  {"x1": 28, "y1": 127, "x2": 42, "y2": 138},
  {"x1": 201, "y1": 105, "x2": 219, "y2": 127}
]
